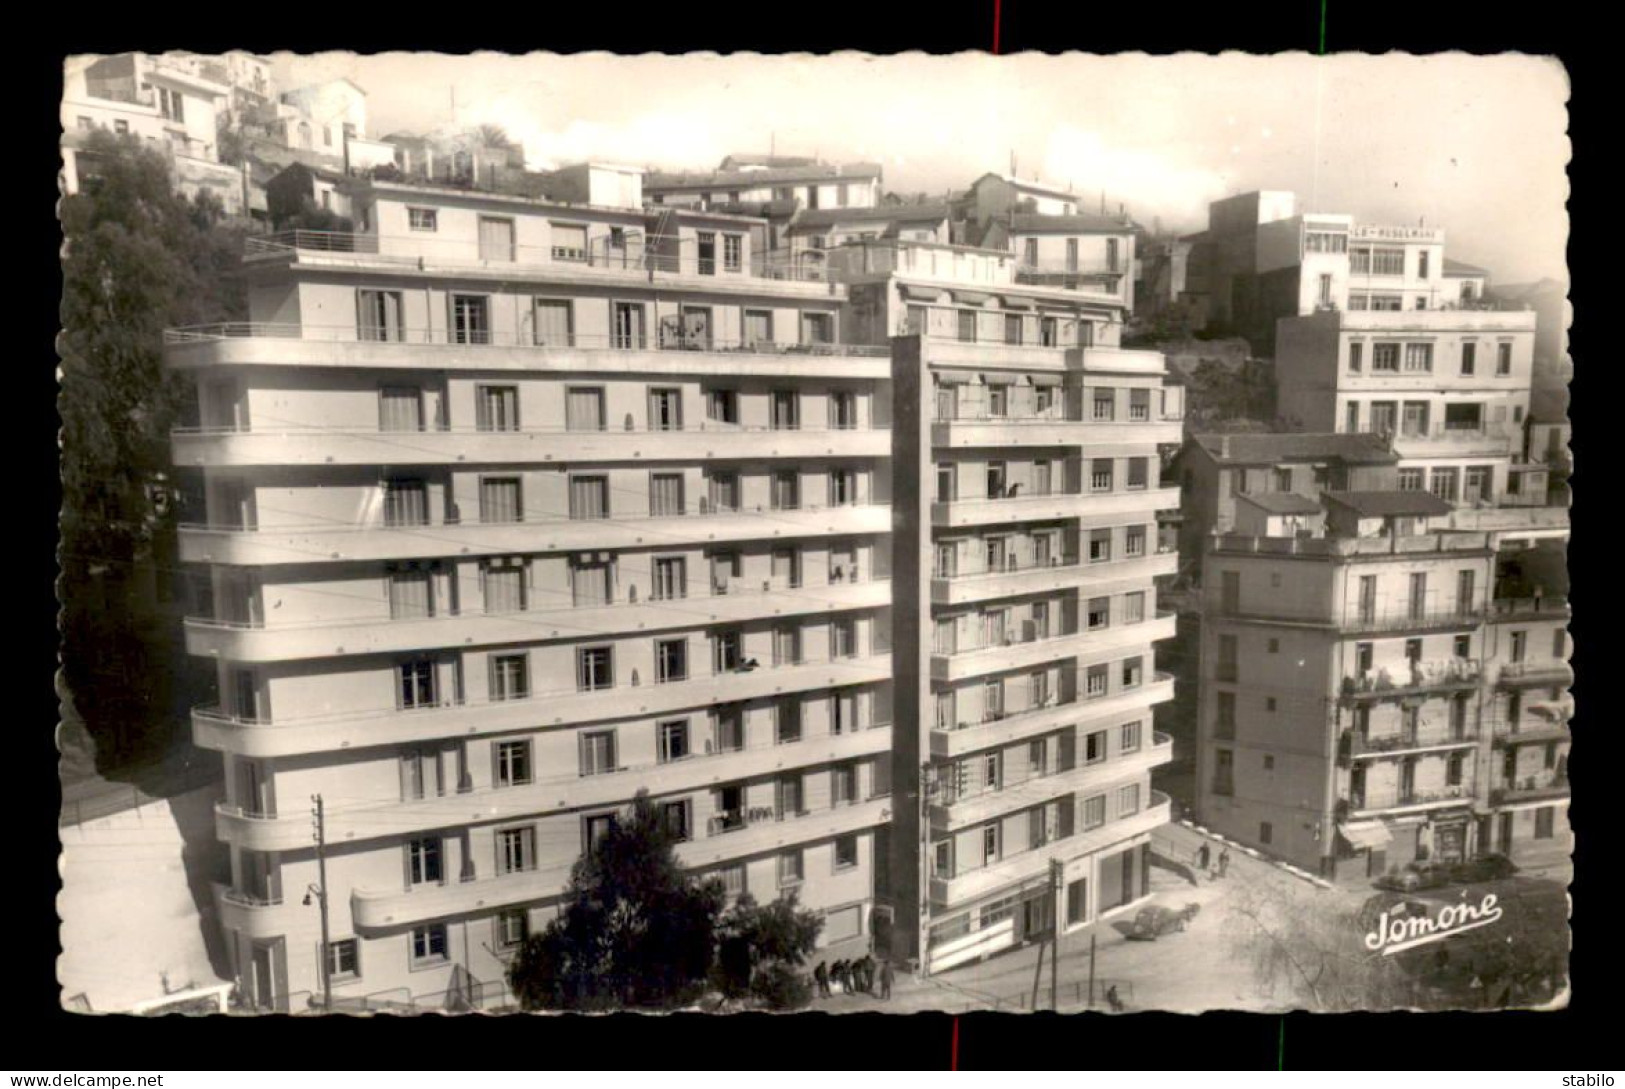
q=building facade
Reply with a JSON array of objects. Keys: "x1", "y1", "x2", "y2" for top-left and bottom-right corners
[
  {"x1": 1193, "y1": 493, "x2": 1569, "y2": 882},
  {"x1": 168, "y1": 172, "x2": 898, "y2": 1010},
  {"x1": 829, "y1": 235, "x2": 1183, "y2": 971}
]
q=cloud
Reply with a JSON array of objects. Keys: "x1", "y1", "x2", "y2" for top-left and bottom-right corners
[{"x1": 1040, "y1": 125, "x2": 1228, "y2": 228}]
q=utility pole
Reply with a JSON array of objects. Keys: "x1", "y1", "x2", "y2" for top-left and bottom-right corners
[
  {"x1": 1050, "y1": 863, "x2": 1064, "y2": 1010},
  {"x1": 311, "y1": 794, "x2": 332, "y2": 1011},
  {"x1": 1088, "y1": 932, "x2": 1097, "y2": 1008}
]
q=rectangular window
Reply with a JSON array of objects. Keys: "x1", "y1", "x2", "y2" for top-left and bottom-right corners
[
  {"x1": 1091, "y1": 459, "x2": 1114, "y2": 492},
  {"x1": 1087, "y1": 596, "x2": 1110, "y2": 630},
  {"x1": 497, "y1": 911, "x2": 528, "y2": 950},
  {"x1": 476, "y1": 385, "x2": 519, "y2": 432},
  {"x1": 566, "y1": 387, "x2": 606, "y2": 432},
  {"x1": 388, "y1": 568, "x2": 433, "y2": 619},
  {"x1": 1349, "y1": 342, "x2": 1363, "y2": 372},
  {"x1": 1082, "y1": 795, "x2": 1107, "y2": 830},
  {"x1": 1128, "y1": 388, "x2": 1150, "y2": 421},
  {"x1": 569, "y1": 476, "x2": 609, "y2": 520},
  {"x1": 723, "y1": 234, "x2": 743, "y2": 272},
  {"x1": 830, "y1": 617, "x2": 859, "y2": 659},
  {"x1": 359, "y1": 291, "x2": 406, "y2": 344},
  {"x1": 1121, "y1": 721, "x2": 1143, "y2": 752},
  {"x1": 531, "y1": 299, "x2": 573, "y2": 347},
  {"x1": 483, "y1": 558, "x2": 526, "y2": 613},
  {"x1": 776, "y1": 774, "x2": 803, "y2": 818},
  {"x1": 834, "y1": 834, "x2": 858, "y2": 871},
  {"x1": 1122, "y1": 657, "x2": 1144, "y2": 689},
  {"x1": 1397, "y1": 468, "x2": 1424, "y2": 491},
  {"x1": 655, "y1": 638, "x2": 688, "y2": 684},
  {"x1": 326, "y1": 939, "x2": 359, "y2": 981},
  {"x1": 577, "y1": 646, "x2": 614, "y2": 691},
  {"x1": 1497, "y1": 342, "x2": 1513, "y2": 376},
  {"x1": 660, "y1": 800, "x2": 691, "y2": 842},
  {"x1": 383, "y1": 479, "x2": 429, "y2": 527},
  {"x1": 1372, "y1": 344, "x2": 1401, "y2": 372},
  {"x1": 496, "y1": 740, "x2": 531, "y2": 787},
  {"x1": 580, "y1": 730, "x2": 617, "y2": 776},
  {"x1": 771, "y1": 389, "x2": 800, "y2": 430},
  {"x1": 832, "y1": 763, "x2": 858, "y2": 806},
  {"x1": 1125, "y1": 525, "x2": 1147, "y2": 558},
  {"x1": 1085, "y1": 730, "x2": 1108, "y2": 765},
  {"x1": 1127, "y1": 458, "x2": 1149, "y2": 490},
  {"x1": 398, "y1": 659, "x2": 436, "y2": 710},
  {"x1": 1093, "y1": 389, "x2": 1116, "y2": 421},
  {"x1": 479, "y1": 477, "x2": 522, "y2": 524},
  {"x1": 407, "y1": 837, "x2": 443, "y2": 885},
  {"x1": 1086, "y1": 664, "x2": 1108, "y2": 698},
  {"x1": 648, "y1": 473, "x2": 684, "y2": 518},
  {"x1": 777, "y1": 850, "x2": 804, "y2": 886},
  {"x1": 1213, "y1": 749, "x2": 1234, "y2": 796},
  {"x1": 1118, "y1": 784, "x2": 1141, "y2": 816},
  {"x1": 801, "y1": 312, "x2": 834, "y2": 346},
  {"x1": 497, "y1": 826, "x2": 536, "y2": 874},
  {"x1": 408, "y1": 207, "x2": 438, "y2": 232},
  {"x1": 712, "y1": 630, "x2": 743, "y2": 674},
  {"x1": 489, "y1": 654, "x2": 529, "y2": 702},
  {"x1": 982, "y1": 824, "x2": 1001, "y2": 864},
  {"x1": 1404, "y1": 343, "x2": 1434, "y2": 372},
  {"x1": 708, "y1": 471, "x2": 740, "y2": 513},
  {"x1": 957, "y1": 310, "x2": 978, "y2": 343},
  {"x1": 450, "y1": 294, "x2": 491, "y2": 345},
  {"x1": 776, "y1": 698, "x2": 803, "y2": 744},
  {"x1": 1217, "y1": 634, "x2": 1238, "y2": 683},
  {"x1": 1216, "y1": 691, "x2": 1236, "y2": 740},
  {"x1": 410, "y1": 925, "x2": 448, "y2": 967},
  {"x1": 1461, "y1": 342, "x2": 1477, "y2": 376},
  {"x1": 550, "y1": 223, "x2": 587, "y2": 262}
]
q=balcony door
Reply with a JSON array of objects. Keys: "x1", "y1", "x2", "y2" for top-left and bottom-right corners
[{"x1": 612, "y1": 302, "x2": 646, "y2": 349}]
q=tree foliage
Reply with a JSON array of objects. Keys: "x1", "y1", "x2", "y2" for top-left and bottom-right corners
[
  {"x1": 507, "y1": 791, "x2": 829, "y2": 1012},
  {"x1": 506, "y1": 792, "x2": 726, "y2": 1011},
  {"x1": 1179, "y1": 357, "x2": 1294, "y2": 433},
  {"x1": 59, "y1": 131, "x2": 247, "y2": 763},
  {"x1": 713, "y1": 890, "x2": 824, "y2": 1009}
]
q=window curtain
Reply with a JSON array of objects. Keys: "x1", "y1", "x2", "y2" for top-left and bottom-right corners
[
  {"x1": 480, "y1": 479, "x2": 521, "y2": 523},
  {"x1": 484, "y1": 565, "x2": 525, "y2": 613}
]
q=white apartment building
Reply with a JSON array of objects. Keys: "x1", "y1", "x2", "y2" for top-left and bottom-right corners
[
  {"x1": 61, "y1": 53, "x2": 245, "y2": 215},
  {"x1": 166, "y1": 167, "x2": 899, "y2": 1010},
  {"x1": 827, "y1": 235, "x2": 1183, "y2": 972},
  {"x1": 1274, "y1": 308, "x2": 1550, "y2": 525}
]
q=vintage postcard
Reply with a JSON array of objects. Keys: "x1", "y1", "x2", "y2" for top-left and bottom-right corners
[{"x1": 57, "y1": 50, "x2": 1570, "y2": 1015}]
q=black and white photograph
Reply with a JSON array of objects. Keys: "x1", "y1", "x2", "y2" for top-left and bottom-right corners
[{"x1": 55, "y1": 48, "x2": 1571, "y2": 1021}]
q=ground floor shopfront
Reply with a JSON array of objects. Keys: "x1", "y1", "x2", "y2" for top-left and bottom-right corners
[{"x1": 924, "y1": 839, "x2": 1154, "y2": 975}]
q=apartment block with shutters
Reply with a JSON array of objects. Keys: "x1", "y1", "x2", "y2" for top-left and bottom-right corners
[
  {"x1": 1193, "y1": 489, "x2": 1569, "y2": 883},
  {"x1": 824, "y1": 223, "x2": 1184, "y2": 972},
  {"x1": 165, "y1": 164, "x2": 901, "y2": 1010}
]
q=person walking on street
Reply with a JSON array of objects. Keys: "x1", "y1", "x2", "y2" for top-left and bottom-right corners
[
  {"x1": 1195, "y1": 842, "x2": 1210, "y2": 876},
  {"x1": 1217, "y1": 848, "x2": 1231, "y2": 879},
  {"x1": 879, "y1": 959, "x2": 894, "y2": 1000},
  {"x1": 856, "y1": 956, "x2": 873, "y2": 995},
  {"x1": 831, "y1": 959, "x2": 848, "y2": 993},
  {"x1": 813, "y1": 961, "x2": 830, "y2": 999}
]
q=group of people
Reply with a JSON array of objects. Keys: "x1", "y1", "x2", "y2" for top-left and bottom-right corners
[
  {"x1": 813, "y1": 955, "x2": 894, "y2": 1000},
  {"x1": 1194, "y1": 842, "x2": 1231, "y2": 880}
]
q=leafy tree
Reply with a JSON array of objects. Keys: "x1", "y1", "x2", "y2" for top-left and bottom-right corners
[
  {"x1": 713, "y1": 890, "x2": 824, "y2": 1009},
  {"x1": 59, "y1": 130, "x2": 247, "y2": 765},
  {"x1": 506, "y1": 791, "x2": 726, "y2": 1011}
]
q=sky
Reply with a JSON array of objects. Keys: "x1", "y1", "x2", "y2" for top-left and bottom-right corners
[{"x1": 271, "y1": 52, "x2": 1569, "y2": 285}]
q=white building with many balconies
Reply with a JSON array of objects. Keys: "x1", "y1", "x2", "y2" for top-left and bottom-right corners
[{"x1": 166, "y1": 167, "x2": 899, "y2": 1011}]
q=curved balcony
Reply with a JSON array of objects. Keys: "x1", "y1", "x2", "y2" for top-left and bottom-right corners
[
  {"x1": 931, "y1": 487, "x2": 1181, "y2": 530},
  {"x1": 1339, "y1": 659, "x2": 1483, "y2": 703},
  {"x1": 184, "y1": 577, "x2": 890, "y2": 663},
  {"x1": 215, "y1": 724, "x2": 893, "y2": 852},
  {"x1": 930, "y1": 733, "x2": 1173, "y2": 832},
  {"x1": 1489, "y1": 776, "x2": 1570, "y2": 808},
  {"x1": 930, "y1": 551, "x2": 1177, "y2": 607},
  {"x1": 930, "y1": 673, "x2": 1175, "y2": 759},
  {"x1": 351, "y1": 797, "x2": 892, "y2": 930},
  {"x1": 931, "y1": 613, "x2": 1176, "y2": 684},
  {"x1": 172, "y1": 422, "x2": 890, "y2": 469},
  {"x1": 163, "y1": 325, "x2": 890, "y2": 379},
  {"x1": 177, "y1": 503, "x2": 893, "y2": 567},
  {"x1": 212, "y1": 882, "x2": 303, "y2": 942},
  {"x1": 929, "y1": 790, "x2": 1171, "y2": 909},
  {"x1": 192, "y1": 652, "x2": 893, "y2": 758},
  {"x1": 931, "y1": 417, "x2": 1181, "y2": 451}
]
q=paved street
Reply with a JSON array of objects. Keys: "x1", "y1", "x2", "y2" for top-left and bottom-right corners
[{"x1": 810, "y1": 824, "x2": 1364, "y2": 1014}]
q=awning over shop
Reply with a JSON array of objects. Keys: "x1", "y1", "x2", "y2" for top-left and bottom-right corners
[
  {"x1": 934, "y1": 370, "x2": 974, "y2": 385},
  {"x1": 952, "y1": 289, "x2": 993, "y2": 306},
  {"x1": 978, "y1": 371, "x2": 1026, "y2": 386},
  {"x1": 1339, "y1": 820, "x2": 1394, "y2": 851},
  {"x1": 998, "y1": 294, "x2": 1036, "y2": 309},
  {"x1": 900, "y1": 284, "x2": 945, "y2": 302},
  {"x1": 1028, "y1": 372, "x2": 1065, "y2": 387}
]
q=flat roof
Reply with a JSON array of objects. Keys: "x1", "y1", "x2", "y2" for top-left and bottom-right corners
[
  {"x1": 1191, "y1": 432, "x2": 1399, "y2": 466},
  {"x1": 1323, "y1": 490, "x2": 1455, "y2": 518},
  {"x1": 1237, "y1": 492, "x2": 1324, "y2": 515}
]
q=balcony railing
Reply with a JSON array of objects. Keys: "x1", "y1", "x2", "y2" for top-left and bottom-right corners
[
  {"x1": 1488, "y1": 595, "x2": 1570, "y2": 621},
  {"x1": 1341, "y1": 726, "x2": 1479, "y2": 758},
  {"x1": 1495, "y1": 659, "x2": 1573, "y2": 688},
  {"x1": 163, "y1": 322, "x2": 889, "y2": 359},
  {"x1": 1490, "y1": 775, "x2": 1570, "y2": 806},
  {"x1": 1338, "y1": 604, "x2": 1485, "y2": 635},
  {"x1": 242, "y1": 231, "x2": 835, "y2": 285},
  {"x1": 1340, "y1": 658, "x2": 1483, "y2": 700},
  {"x1": 1389, "y1": 422, "x2": 1518, "y2": 447},
  {"x1": 934, "y1": 555, "x2": 1080, "y2": 581},
  {"x1": 1346, "y1": 784, "x2": 1474, "y2": 815},
  {"x1": 931, "y1": 672, "x2": 1174, "y2": 734},
  {"x1": 173, "y1": 420, "x2": 889, "y2": 440}
]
